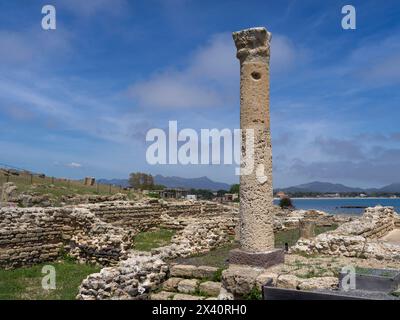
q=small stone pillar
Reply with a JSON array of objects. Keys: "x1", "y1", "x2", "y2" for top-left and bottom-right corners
[
  {"x1": 299, "y1": 219, "x2": 316, "y2": 239},
  {"x1": 229, "y1": 27, "x2": 284, "y2": 268}
]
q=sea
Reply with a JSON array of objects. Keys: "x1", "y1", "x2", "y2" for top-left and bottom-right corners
[{"x1": 272, "y1": 198, "x2": 400, "y2": 215}]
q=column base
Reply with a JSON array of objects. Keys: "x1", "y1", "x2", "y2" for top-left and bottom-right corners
[{"x1": 229, "y1": 248, "x2": 284, "y2": 269}]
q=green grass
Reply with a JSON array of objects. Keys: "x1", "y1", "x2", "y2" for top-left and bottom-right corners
[
  {"x1": 244, "y1": 287, "x2": 262, "y2": 300},
  {"x1": 0, "y1": 261, "x2": 100, "y2": 300},
  {"x1": 172, "y1": 225, "x2": 339, "y2": 269},
  {"x1": 0, "y1": 171, "x2": 136, "y2": 206},
  {"x1": 274, "y1": 225, "x2": 338, "y2": 249},
  {"x1": 174, "y1": 242, "x2": 239, "y2": 268},
  {"x1": 133, "y1": 228, "x2": 176, "y2": 251}
]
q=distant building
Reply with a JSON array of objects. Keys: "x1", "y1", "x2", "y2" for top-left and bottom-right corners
[
  {"x1": 84, "y1": 177, "x2": 96, "y2": 186},
  {"x1": 223, "y1": 193, "x2": 239, "y2": 202},
  {"x1": 186, "y1": 194, "x2": 197, "y2": 200},
  {"x1": 159, "y1": 188, "x2": 188, "y2": 199},
  {"x1": 214, "y1": 193, "x2": 239, "y2": 203},
  {"x1": 359, "y1": 193, "x2": 367, "y2": 198}
]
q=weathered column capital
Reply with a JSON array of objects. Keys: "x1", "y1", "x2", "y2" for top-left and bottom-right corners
[{"x1": 232, "y1": 27, "x2": 272, "y2": 63}]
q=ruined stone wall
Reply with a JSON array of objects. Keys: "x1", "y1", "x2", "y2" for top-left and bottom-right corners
[
  {"x1": 80, "y1": 200, "x2": 230, "y2": 233},
  {"x1": 292, "y1": 206, "x2": 400, "y2": 260},
  {"x1": 77, "y1": 215, "x2": 237, "y2": 300},
  {"x1": 0, "y1": 206, "x2": 133, "y2": 269},
  {"x1": 0, "y1": 200, "x2": 235, "y2": 269},
  {"x1": 334, "y1": 206, "x2": 396, "y2": 239}
]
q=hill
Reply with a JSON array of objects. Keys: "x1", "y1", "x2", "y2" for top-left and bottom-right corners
[{"x1": 99, "y1": 175, "x2": 231, "y2": 191}]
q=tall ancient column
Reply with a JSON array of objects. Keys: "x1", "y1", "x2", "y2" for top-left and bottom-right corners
[{"x1": 230, "y1": 27, "x2": 284, "y2": 268}]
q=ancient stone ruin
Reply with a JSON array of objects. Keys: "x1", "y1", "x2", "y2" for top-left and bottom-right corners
[
  {"x1": 229, "y1": 27, "x2": 284, "y2": 268},
  {"x1": 1, "y1": 26, "x2": 400, "y2": 301},
  {"x1": 292, "y1": 206, "x2": 400, "y2": 260}
]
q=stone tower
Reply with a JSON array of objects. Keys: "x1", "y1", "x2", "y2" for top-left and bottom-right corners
[{"x1": 229, "y1": 27, "x2": 284, "y2": 268}]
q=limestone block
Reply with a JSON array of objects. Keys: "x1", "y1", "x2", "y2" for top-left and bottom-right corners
[
  {"x1": 199, "y1": 281, "x2": 221, "y2": 296},
  {"x1": 256, "y1": 272, "x2": 278, "y2": 288},
  {"x1": 173, "y1": 293, "x2": 204, "y2": 300},
  {"x1": 150, "y1": 291, "x2": 174, "y2": 300},
  {"x1": 222, "y1": 264, "x2": 264, "y2": 297},
  {"x1": 170, "y1": 264, "x2": 197, "y2": 278},
  {"x1": 297, "y1": 277, "x2": 338, "y2": 291},
  {"x1": 177, "y1": 279, "x2": 199, "y2": 294},
  {"x1": 162, "y1": 277, "x2": 183, "y2": 292},
  {"x1": 276, "y1": 274, "x2": 300, "y2": 289},
  {"x1": 193, "y1": 266, "x2": 218, "y2": 279}
]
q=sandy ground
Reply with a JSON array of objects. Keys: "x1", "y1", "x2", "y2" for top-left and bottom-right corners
[{"x1": 381, "y1": 229, "x2": 400, "y2": 244}]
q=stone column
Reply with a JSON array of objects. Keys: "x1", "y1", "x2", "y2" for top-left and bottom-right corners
[{"x1": 229, "y1": 27, "x2": 284, "y2": 268}]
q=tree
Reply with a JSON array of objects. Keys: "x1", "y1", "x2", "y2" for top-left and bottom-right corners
[
  {"x1": 129, "y1": 172, "x2": 155, "y2": 190},
  {"x1": 230, "y1": 184, "x2": 239, "y2": 194},
  {"x1": 217, "y1": 189, "x2": 227, "y2": 197},
  {"x1": 279, "y1": 196, "x2": 294, "y2": 209}
]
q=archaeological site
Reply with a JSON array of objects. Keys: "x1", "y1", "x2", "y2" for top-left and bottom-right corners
[{"x1": 1, "y1": 26, "x2": 400, "y2": 302}]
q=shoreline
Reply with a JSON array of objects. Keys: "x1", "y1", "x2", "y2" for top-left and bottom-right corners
[{"x1": 273, "y1": 197, "x2": 399, "y2": 200}]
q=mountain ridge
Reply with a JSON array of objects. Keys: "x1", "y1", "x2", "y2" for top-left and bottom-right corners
[
  {"x1": 97, "y1": 177, "x2": 400, "y2": 194},
  {"x1": 98, "y1": 175, "x2": 230, "y2": 191}
]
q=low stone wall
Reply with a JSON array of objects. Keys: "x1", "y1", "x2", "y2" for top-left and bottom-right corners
[
  {"x1": 77, "y1": 215, "x2": 237, "y2": 300},
  {"x1": 0, "y1": 200, "x2": 235, "y2": 269},
  {"x1": 61, "y1": 193, "x2": 129, "y2": 205},
  {"x1": 0, "y1": 206, "x2": 131, "y2": 268},
  {"x1": 80, "y1": 200, "x2": 231, "y2": 234},
  {"x1": 273, "y1": 209, "x2": 345, "y2": 231},
  {"x1": 291, "y1": 206, "x2": 400, "y2": 260}
]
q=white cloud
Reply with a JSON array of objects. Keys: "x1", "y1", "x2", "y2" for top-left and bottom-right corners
[
  {"x1": 129, "y1": 32, "x2": 302, "y2": 110},
  {"x1": 271, "y1": 35, "x2": 298, "y2": 73},
  {"x1": 66, "y1": 162, "x2": 82, "y2": 168},
  {"x1": 348, "y1": 34, "x2": 400, "y2": 85}
]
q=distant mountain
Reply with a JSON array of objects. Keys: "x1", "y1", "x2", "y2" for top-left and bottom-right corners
[
  {"x1": 277, "y1": 181, "x2": 400, "y2": 194},
  {"x1": 277, "y1": 181, "x2": 364, "y2": 193},
  {"x1": 98, "y1": 177, "x2": 400, "y2": 194},
  {"x1": 98, "y1": 175, "x2": 231, "y2": 191},
  {"x1": 376, "y1": 183, "x2": 400, "y2": 193},
  {"x1": 154, "y1": 175, "x2": 230, "y2": 191}
]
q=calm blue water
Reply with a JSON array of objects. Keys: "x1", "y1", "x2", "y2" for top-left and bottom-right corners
[{"x1": 272, "y1": 198, "x2": 400, "y2": 215}]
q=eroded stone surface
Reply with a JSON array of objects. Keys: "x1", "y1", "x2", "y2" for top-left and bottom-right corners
[
  {"x1": 291, "y1": 206, "x2": 400, "y2": 260},
  {"x1": 233, "y1": 27, "x2": 275, "y2": 253},
  {"x1": 170, "y1": 265, "x2": 197, "y2": 278},
  {"x1": 193, "y1": 266, "x2": 218, "y2": 279},
  {"x1": 221, "y1": 264, "x2": 265, "y2": 297},
  {"x1": 177, "y1": 279, "x2": 199, "y2": 294},
  {"x1": 199, "y1": 281, "x2": 221, "y2": 296},
  {"x1": 150, "y1": 291, "x2": 174, "y2": 300},
  {"x1": 162, "y1": 277, "x2": 183, "y2": 292},
  {"x1": 173, "y1": 293, "x2": 204, "y2": 300}
]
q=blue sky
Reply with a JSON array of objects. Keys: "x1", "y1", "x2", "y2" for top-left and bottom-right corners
[{"x1": 1, "y1": 0, "x2": 400, "y2": 188}]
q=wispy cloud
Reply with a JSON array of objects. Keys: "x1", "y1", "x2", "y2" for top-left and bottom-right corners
[
  {"x1": 66, "y1": 162, "x2": 82, "y2": 168},
  {"x1": 128, "y1": 32, "x2": 303, "y2": 110}
]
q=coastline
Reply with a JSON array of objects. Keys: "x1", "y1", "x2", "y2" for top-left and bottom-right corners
[{"x1": 274, "y1": 197, "x2": 399, "y2": 200}]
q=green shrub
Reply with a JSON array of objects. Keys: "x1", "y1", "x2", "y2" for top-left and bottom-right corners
[{"x1": 279, "y1": 197, "x2": 293, "y2": 209}]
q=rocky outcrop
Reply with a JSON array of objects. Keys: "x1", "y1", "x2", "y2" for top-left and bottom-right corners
[{"x1": 291, "y1": 206, "x2": 400, "y2": 260}]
